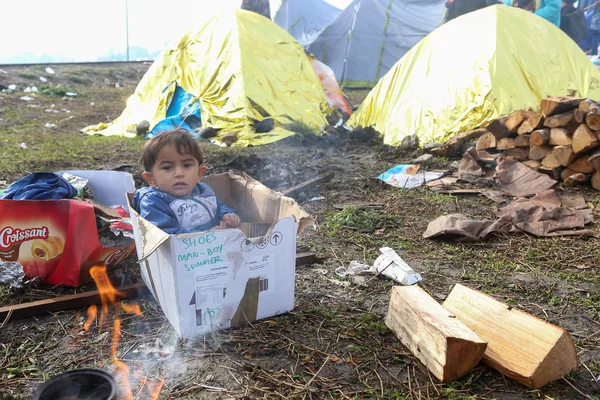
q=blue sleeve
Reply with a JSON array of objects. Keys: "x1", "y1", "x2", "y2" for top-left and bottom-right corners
[
  {"x1": 534, "y1": 0, "x2": 561, "y2": 23},
  {"x1": 138, "y1": 195, "x2": 183, "y2": 234},
  {"x1": 216, "y1": 198, "x2": 237, "y2": 221}
]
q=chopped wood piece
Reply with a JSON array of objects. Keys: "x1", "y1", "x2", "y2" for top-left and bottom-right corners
[
  {"x1": 560, "y1": 168, "x2": 577, "y2": 181},
  {"x1": 538, "y1": 166, "x2": 563, "y2": 180},
  {"x1": 585, "y1": 112, "x2": 600, "y2": 131},
  {"x1": 527, "y1": 113, "x2": 544, "y2": 129},
  {"x1": 504, "y1": 148, "x2": 529, "y2": 161},
  {"x1": 442, "y1": 284, "x2": 578, "y2": 389},
  {"x1": 565, "y1": 119, "x2": 581, "y2": 135},
  {"x1": 522, "y1": 160, "x2": 541, "y2": 170},
  {"x1": 517, "y1": 120, "x2": 534, "y2": 135},
  {"x1": 514, "y1": 134, "x2": 531, "y2": 147},
  {"x1": 590, "y1": 102, "x2": 600, "y2": 113},
  {"x1": 548, "y1": 128, "x2": 572, "y2": 146},
  {"x1": 506, "y1": 111, "x2": 533, "y2": 133},
  {"x1": 0, "y1": 283, "x2": 150, "y2": 321},
  {"x1": 541, "y1": 96, "x2": 583, "y2": 116},
  {"x1": 552, "y1": 146, "x2": 577, "y2": 167},
  {"x1": 541, "y1": 153, "x2": 562, "y2": 169},
  {"x1": 578, "y1": 98, "x2": 595, "y2": 111},
  {"x1": 529, "y1": 144, "x2": 553, "y2": 161},
  {"x1": 496, "y1": 138, "x2": 516, "y2": 150},
  {"x1": 588, "y1": 148, "x2": 600, "y2": 171},
  {"x1": 530, "y1": 129, "x2": 551, "y2": 146},
  {"x1": 563, "y1": 172, "x2": 590, "y2": 186},
  {"x1": 486, "y1": 117, "x2": 511, "y2": 140},
  {"x1": 296, "y1": 252, "x2": 327, "y2": 267},
  {"x1": 572, "y1": 124, "x2": 600, "y2": 154},
  {"x1": 432, "y1": 129, "x2": 487, "y2": 158},
  {"x1": 476, "y1": 132, "x2": 497, "y2": 151},
  {"x1": 543, "y1": 111, "x2": 574, "y2": 128},
  {"x1": 568, "y1": 156, "x2": 595, "y2": 174},
  {"x1": 591, "y1": 172, "x2": 600, "y2": 191},
  {"x1": 282, "y1": 172, "x2": 335, "y2": 198},
  {"x1": 574, "y1": 109, "x2": 588, "y2": 123},
  {"x1": 386, "y1": 286, "x2": 487, "y2": 383}
]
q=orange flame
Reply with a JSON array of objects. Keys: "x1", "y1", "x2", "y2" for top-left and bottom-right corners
[
  {"x1": 83, "y1": 304, "x2": 97, "y2": 332},
  {"x1": 85, "y1": 264, "x2": 162, "y2": 399}
]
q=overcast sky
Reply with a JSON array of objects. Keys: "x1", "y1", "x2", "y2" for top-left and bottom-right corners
[{"x1": 0, "y1": 0, "x2": 351, "y2": 63}]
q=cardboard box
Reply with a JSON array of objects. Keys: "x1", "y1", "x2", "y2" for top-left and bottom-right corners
[
  {"x1": 0, "y1": 170, "x2": 137, "y2": 286},
  {"x1": 129, "y1": 172, "x2": 314, "y2": 337}
]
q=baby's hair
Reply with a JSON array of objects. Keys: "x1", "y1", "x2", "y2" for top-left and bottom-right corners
[{"x1": 141, "y1": 128, "x2": 203, "y2": 171}]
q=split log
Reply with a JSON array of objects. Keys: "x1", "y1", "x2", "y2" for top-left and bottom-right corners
[
  {"x1": 476, "y1": 132, "x2": 497, "y2": 151},
  {"x1": 588, "y1": 149, "x2": 600, "y2": 171},
  {"x1": 514, "y1": 134, "x2": 531, "y2": 147},
  {"x1": 537, "y1": 166, "x2": 563, "y2": 181},
  {"x1": 590, "y1": 102, "x2": 600, "y2": 113},
  {"x1": 527, "y1": 113, "x2": 544, "y2": 130},
  {"x1": 578, "y1": 98, "x2": 595, "y2": 111},
  {"x1": 517, "y1": 120, "x2": 535, "y2": 135},
  {"x1": 541, "y1": 96, "x2": 583, "y2": 116},
  {"x1": 385, "y1": 286, "x2": 487, "y2": 383},
  {"x1": 282, "y1": 172, "x2": 335, "y2": 198},
  {"x1": 552, "y1": 145, "x2": 577, "y2": 167},
  {"x1": 530, "y1": 129, "x2": 551, "y2": 146},
  {"x1": 432, "y1": 129, "x2": 487, "y2": 158},
  {"x1": 568, "y1": 156, "x2": 595, "y2": 174},
  {"x1": 541, "y1": 153, "x2": 562, "y2": 169},
  {"x1": 504, "y1": 148, "x2": 529, "y2": 161},
  {"x1": 585, "y1": 111, "x2": 600, "y2": 131},
  {"x1": 563, "y1": 172, "x2": 591, "y2": 186},
  {"x1": 486, "y1": 117, "x2": 511, "y2": 140},
  {"x1": 591, "y1": 172, "x2": 600, "y2": 191},
  {"x1": 572, "y1": 125, "x2": 600, "y2": 154},
  {"x1": 560, "y1": 168, "x2": 577, "y2": 182},
  {"x1": 543, "y1": 111, "x2": 574, "y2": 128},
  {"x1": 522, "y1": 160, "x2": 541, "y2": 170},
  {"x1": 565, "y1": 119, "x2": 581, "y2": 135},
  {"x1": 529, "y1": 144, "x2": 553, "y2": 161},
  {"x1": 496, "y1": 138, "x2": 516, "y2": 150},
  {"x1": 574, "y1": 109, "x2": 587, "y2": 123},
  {"x1": 548, "y1": 128, "x2": 572, "y2": 146},
  {"x1": 442, "y1": 284, "x2": 578, "y2": 389},
  {"x1": 506, "y1": 111, "x2": 533, "y2": 133}
]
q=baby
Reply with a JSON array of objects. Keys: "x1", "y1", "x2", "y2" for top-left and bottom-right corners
[{"x1": 132, "y1": 128, "x2": 241, "y2": 234}]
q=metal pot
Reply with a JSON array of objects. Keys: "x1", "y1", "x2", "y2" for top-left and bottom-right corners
[{"x1": 32, "y1": 368, "x2": 117, "y2": 400}]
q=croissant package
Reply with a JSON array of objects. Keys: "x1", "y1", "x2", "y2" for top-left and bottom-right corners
[{"x1": 0, "y1": 170, "x2": 138, "y2": 286}]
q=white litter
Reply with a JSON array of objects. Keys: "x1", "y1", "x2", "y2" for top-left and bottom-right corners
[
  {"x1": 45, "y1": 123, "x2": 57, "y2": 129},
  {"x1": 39, "y1": 76, "x2": 48, "y2": 83},
  {"x1": 20, "y1": 96, "x2": 33, "y2": 101},
  {"x1": 19, "y1": 143, "x2": 27, "y2": 149},
  {"x1": 45, "y1": 67, "x2": 55, "y2": 74},
  {"x1": 65, "y1": 92, "x2": 77, "y2": 97},
  {"x1": 8, "y1": 84, "x2": 16, "y2": 91},
  {"x1": 335, "y1": 247, "x2": 422, "y2": 285}
]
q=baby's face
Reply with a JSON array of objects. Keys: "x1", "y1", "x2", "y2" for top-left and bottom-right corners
[{"x1": 145, "y1": 144, "x2": 204, "y2": 198}]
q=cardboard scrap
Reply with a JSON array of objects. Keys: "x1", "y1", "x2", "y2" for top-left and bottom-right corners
[
  {"x1": 496, "y1": 159, "x2": 556, "y2": 197},
  {"x1": 423, "y1": 190, "x2": 594, "y2": 241}
]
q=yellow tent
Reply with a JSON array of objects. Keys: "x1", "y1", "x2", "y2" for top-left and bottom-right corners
[
  {"x1": 348, "y1": 5, "x2": 600, "y2": 146},
  {"x1": 83, "y1": 9, "x2": 330, "y2": 146}
]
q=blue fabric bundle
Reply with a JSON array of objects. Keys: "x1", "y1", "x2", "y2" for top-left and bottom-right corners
[{"x1": 0, "y1": 172, "x2": 78, "y2": 200}]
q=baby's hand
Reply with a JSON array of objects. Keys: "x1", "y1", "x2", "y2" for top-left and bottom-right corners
[{"x1": 221, "y1": 213, "x2": 241, "y2": 228}]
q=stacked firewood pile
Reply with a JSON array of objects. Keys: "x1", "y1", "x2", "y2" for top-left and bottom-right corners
[{"x1": 476, "y1": 96, "x2": 600, "y2": 191}]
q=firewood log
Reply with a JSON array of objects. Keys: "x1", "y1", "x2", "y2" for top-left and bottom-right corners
[
  {"x1": 552, "y1": 145, "x2": 577, "y2": 167},
  {"x1": 517, "y1": 120, "x2": 535, "y2": 135},
  {"x1": 560, "y1": 168, "x2": 577, "y2": 181},
  {"x1": 486, "y1": 117, "x2": 511, "y2": 140},
  {"x1": 588, "y1": 148, "x2": 600, "y2": 171},
  {"x1": 476, "y1": 132, "x2": 497, "y2": 151},
  {"x1": 541, "y1": 96, "x2": 583, "y2": 116},
  {"x1": 563, "y1": 172, "x2": 591, "y2": 186},
  {"x1": 522, "y1": 160, "x2": 541, "y2": 170},
  {"x1": 591, "y1": 172, "x2": 600, "y2": 191},
  {"x1": 504, "y1": 148, "x2": 529, "y2": 161},
  {"x1": 514, "y1": 134, "x2": 531, "y2": 147},
  {"x1": 543, "y1": 111, "x2": 574, "y2": 128},
  {"x1": 585, "y1": 111, "x2": 600, "y2": 131},
  {"x1": 528, "y1": 113, "x2": 544, "y2": 130},
  {"x1": 574, "y1": 109, "x2": 587, "y2": 123},
  {"x1": 529, "y1": 144, "x2": 552, "y2": 161},
  {"x1": 530, "y1": 129, "x2": 551, "y2": 146},
  {"x1": 442, "y1": 284, "x2": 578, "y2": 389},
  {"x1": 548, "y1": 128, "x2": 572, "y2": 146},
  {"x1": 578, "y1": 98, "x2": 595, "y2": 111},
  {"x1": 538, "y1": 166, "x2": 563, "y2": 180},
  {"x1": 572, "y1": 125, "x2": 600, "y2": 154},
  {"x1": 506, "y1": 111, "x2": 533, "y2": 133},
  {"x1": 496, "y1": 138, "x2": 516, "y2": 150},
  {"x1": 541, "y1": 153, "x2": 562, "y2": 169},
  {"x1": 568, "y1": 156, "x2": 595, "y2": 174}
]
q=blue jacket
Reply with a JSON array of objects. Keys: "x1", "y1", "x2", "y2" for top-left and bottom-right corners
[
  {"x1": 132, "y1": 183, "x2": 236, "y2": 234},
  {"x1": 505, "y1": 0, "x2": 561, "y2": 26}
]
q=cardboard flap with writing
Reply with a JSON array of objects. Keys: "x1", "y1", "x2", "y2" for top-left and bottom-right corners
[{"x1": 126, "y1": 193, "x2": 170, "y2": 260}]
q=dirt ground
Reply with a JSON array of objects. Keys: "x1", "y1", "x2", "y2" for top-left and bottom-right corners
[{"x1": 0, "y1": 63, "x2": 599, "y2": 400}]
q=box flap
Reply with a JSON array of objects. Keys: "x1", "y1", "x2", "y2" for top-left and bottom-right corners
[{"x1": 127, "y1": 193, "x2": 170, "y2": 260}]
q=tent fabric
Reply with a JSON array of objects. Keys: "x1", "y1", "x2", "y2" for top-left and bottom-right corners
[
  {"x1": 274, "y1": 0, "x2": 345, "y2": 46},
  {"x1": 83, "y1": 9, "x2": 330, "y2": 147},
  {"x1": 307, "y1": 0, "x2": 446, "y2": 89},
  {"x1": 348, "y1": 5, "x2": 600, "y2": 146}
]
